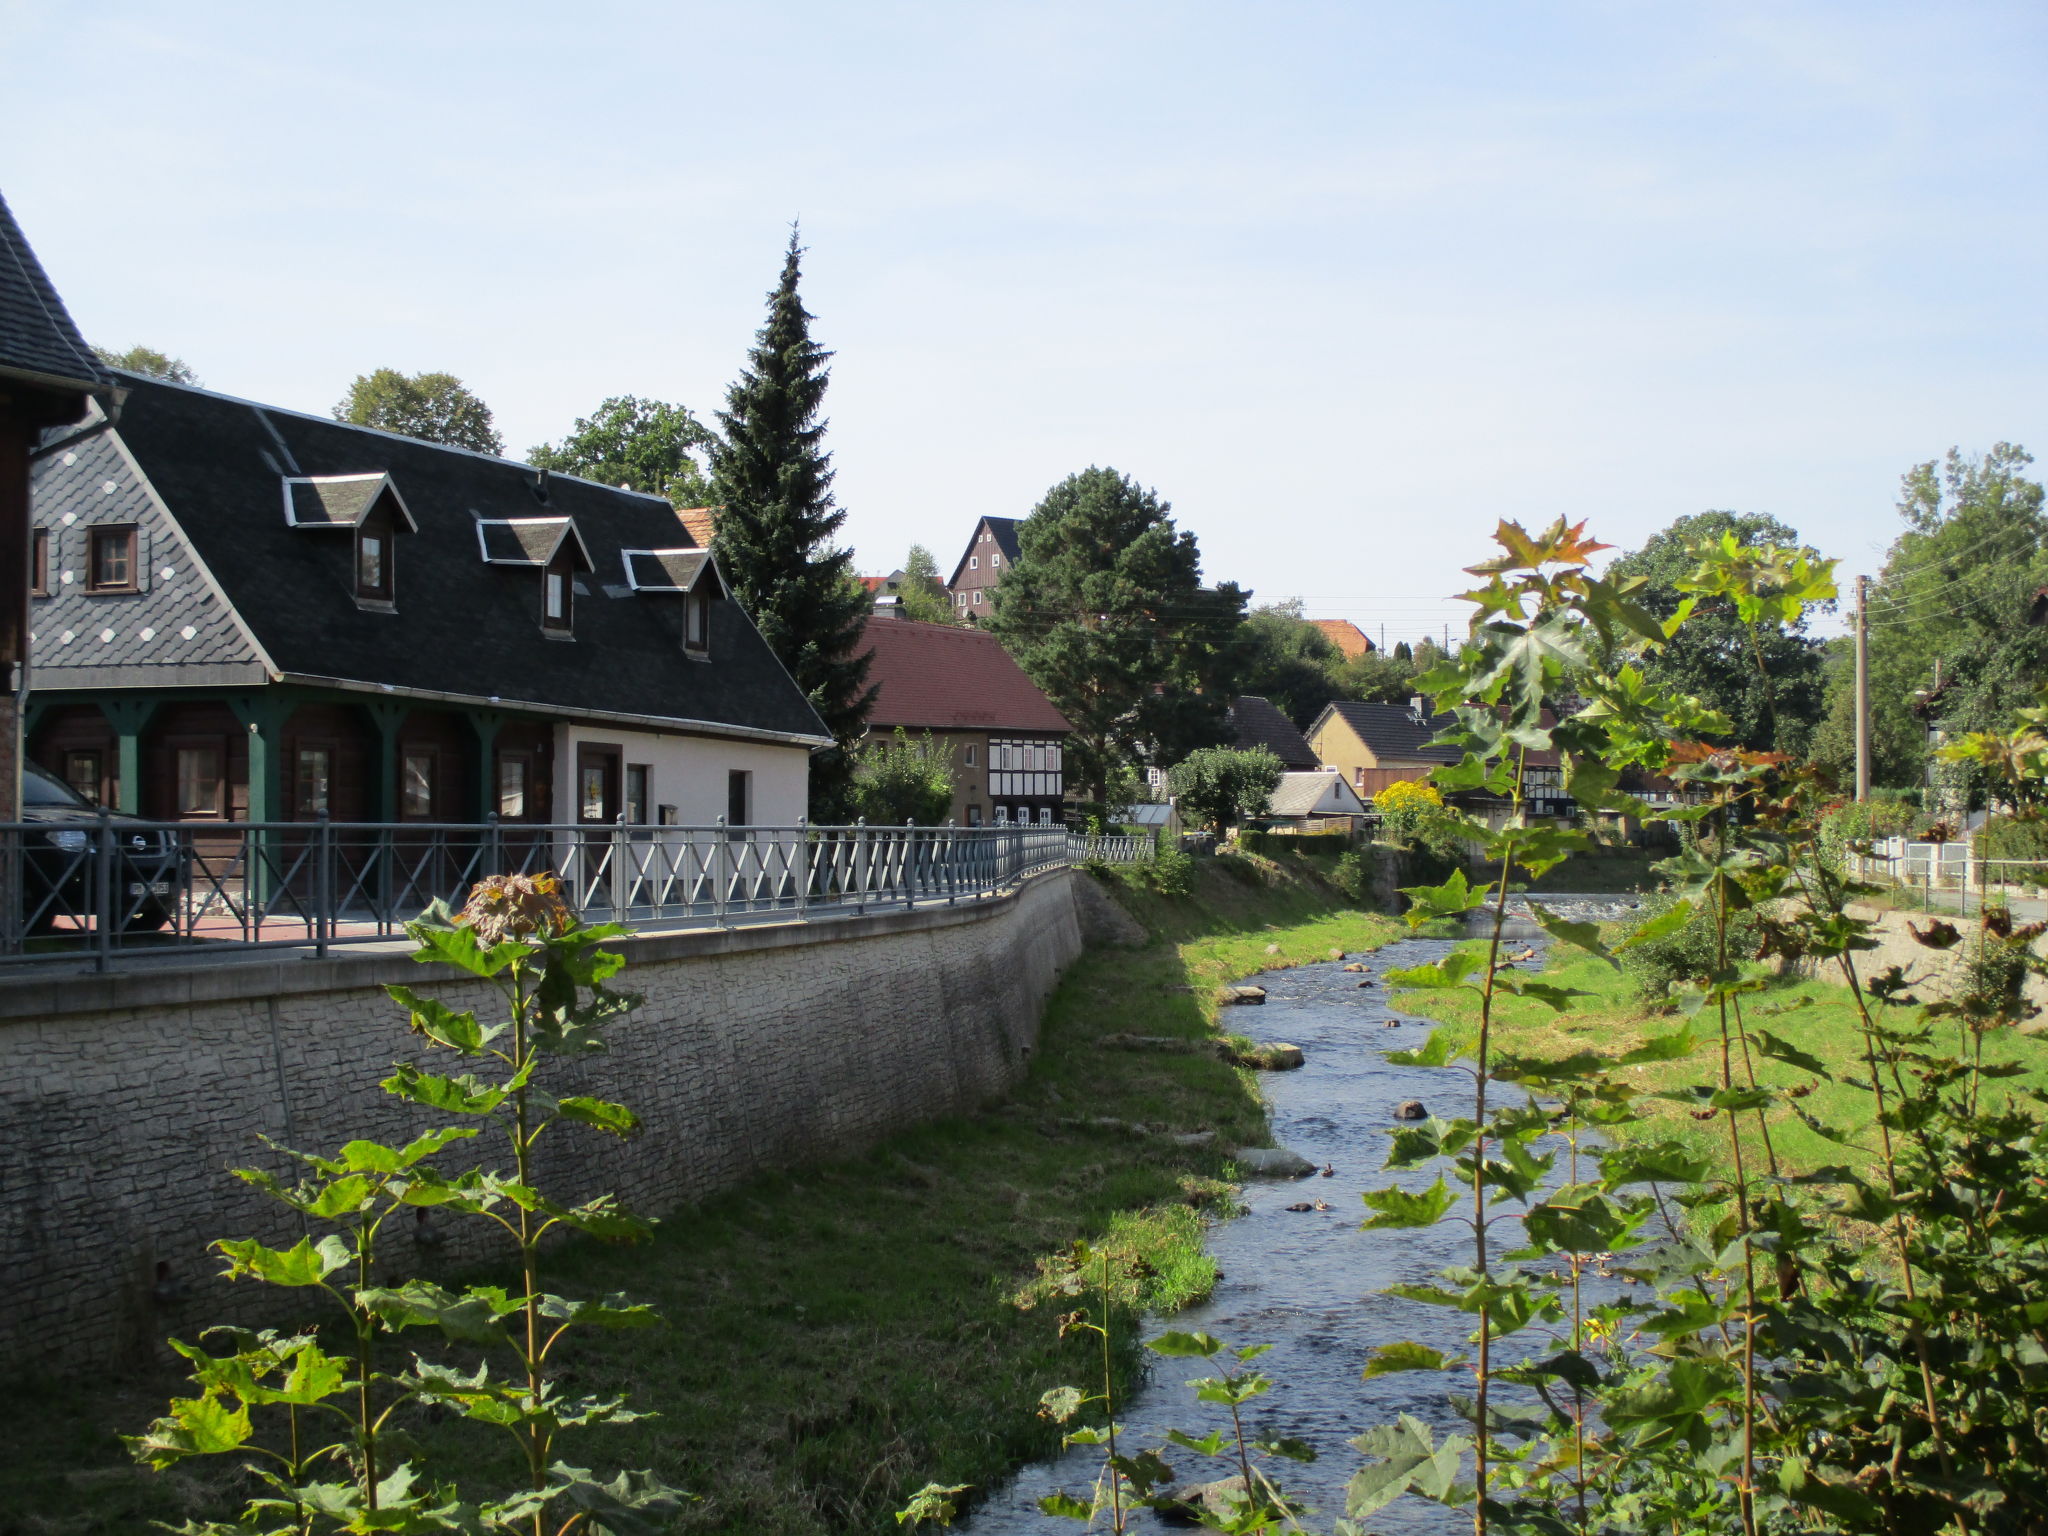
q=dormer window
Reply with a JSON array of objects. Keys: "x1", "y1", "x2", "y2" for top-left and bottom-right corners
[
  {"x1": 619, "y1": 547, "x2": 725, "y2": 657},
  {"x1": 283, "y1": 472, "x2": 416, "y2": 609},
  {"x1": 476, "y1": 515, "x2": 595, "y2": 638}
]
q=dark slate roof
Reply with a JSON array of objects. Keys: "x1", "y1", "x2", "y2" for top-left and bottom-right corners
[
  {"x1": 1317, "y1": 700, "x2": 1462, "y2": 763},
  {"x1": 1228, "y1": 695, "x2": 1319, "y2": 770},
  {"x1": 31, "y1": 374, "x2": 829, "y2": 742},
  {"x1": 0, "y1": 189, "x2": 104, "y2": 393},
  {"x1": 859, "y1": 617, "x2": 1069, "y2": 733}
]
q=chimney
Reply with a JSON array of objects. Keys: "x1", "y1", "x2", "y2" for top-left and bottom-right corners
[{"x1": 1409, "y1": 695, "x2": 1427, "y2": 723}]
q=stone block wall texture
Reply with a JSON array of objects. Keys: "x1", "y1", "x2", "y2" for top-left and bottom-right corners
[{"x1": 0, "y1": 869, "x2": 1085, "y2": 1369}]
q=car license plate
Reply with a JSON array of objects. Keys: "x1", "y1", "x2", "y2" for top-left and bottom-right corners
[{"x1": 127, "y1": 881, "x2": 171, "y2": 897}]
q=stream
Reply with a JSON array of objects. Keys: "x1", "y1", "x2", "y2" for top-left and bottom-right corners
[{"x1": 961, "y1": 898, "x2": 1640, "y2": 1534}]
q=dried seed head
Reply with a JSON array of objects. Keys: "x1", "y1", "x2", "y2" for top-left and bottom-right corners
[{"x1": 458, "y1": 871, "x2": 572, "y2": 944}]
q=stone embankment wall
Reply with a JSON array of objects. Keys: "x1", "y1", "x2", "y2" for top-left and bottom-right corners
[
  {"x1": 0, "y1": 869, "x2": 1087, "y2": 1369},
  {"x1": 1846, "y1": 901, "x2": 2048, "y2": 1013}
]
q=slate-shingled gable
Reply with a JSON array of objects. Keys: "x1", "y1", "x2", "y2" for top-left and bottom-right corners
[{"x1": 43, "y1": 374, "x2": 827, "y2": 741}]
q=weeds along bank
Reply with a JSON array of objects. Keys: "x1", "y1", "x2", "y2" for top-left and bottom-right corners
[{"x1": 0, "y1": 846, "x2": 1405, "y2": 1535}]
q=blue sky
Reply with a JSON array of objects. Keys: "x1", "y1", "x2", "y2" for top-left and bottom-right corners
[{"x1": 6, "y1": 1, "x2": 2045, "y2": 644}]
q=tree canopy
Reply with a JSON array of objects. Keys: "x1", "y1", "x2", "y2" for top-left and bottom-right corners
[
  {"x1": 334, "y1": 369, "x2": 502, "y2": 454},
  {"x1": 528, "y1": 396, "x2": 715, "y2": 507},
  {"x1": 897, "y1": 544, "x2": 951, "y2": 623},
  {"x1": 1167, "y1": 746, "x2": 1284, "y2": 836},
  {"x1": 708, "y1": 231, "x2": 874, "y2": 819},
  {"x1": 1235, "y1": 601, "x2": 1342, "y2": 726},
  {"x1": 1608, "y1": 510, "x2": 1828, "y2": 757},
  {"x1": 1812, "y1": 444, "x2": 2048, "y2": 791},
  {"x1": 986, "y1": 466, "x2": 1246, "y2": 808},
  {"x1": 92, "y1": 345, "x2": 199, "y2": 385}
]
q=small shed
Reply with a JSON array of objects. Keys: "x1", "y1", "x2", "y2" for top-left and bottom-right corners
[{"x1": 1262, "y1": 769, "x2": 1371, "y2": 826}]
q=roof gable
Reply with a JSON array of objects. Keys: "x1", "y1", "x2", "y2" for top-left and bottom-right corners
[
  {"x1": 0, "y1": 190, "x2": 103, "y2": 394},
  {"x1": 947, "y1": 515, "x2": 1022, "y2": 588},
  {"x1": 476, "y1": 515, "x2": 593, "y2": 570},
  {"x1": 621, "y1": 548, "x2": 723, "y2": 595}
]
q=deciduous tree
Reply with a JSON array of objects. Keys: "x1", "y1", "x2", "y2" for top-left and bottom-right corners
[
  {"x1": 898, "y1": 544, "x2": 952, "y2": 623},
  {"x1": 334, "y1": 368, "x2": 503, "y2": 453},
  {"x1": 851, "y1": 728, "x2": 955, "y2": 824},
  {"x1": 92, "y1": 345, "x2": 198, "y2": 384},
  {"x1": 709, "y1": 231, "x2": 874, "y2": 819},
  {"x1": 529, "y1": 395, "x2": 715, "y2": 506},
  {"x1": 1609, "y1": 510, "x2": 1828, "y2": 756},
  {"x1": 1167, "y1": 745, "x2": 1283, "y2": 836}
]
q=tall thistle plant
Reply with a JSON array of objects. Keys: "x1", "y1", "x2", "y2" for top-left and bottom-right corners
[{"x1": 130, "y1": 874, "x2": 681, "y2": 1535}]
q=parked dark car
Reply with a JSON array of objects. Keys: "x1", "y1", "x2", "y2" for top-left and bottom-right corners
[{"x1": 19, "y1": 763, "x2": 183, "y2": 934}]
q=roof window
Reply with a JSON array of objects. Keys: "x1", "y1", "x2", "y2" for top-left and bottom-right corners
[
  {"x1": 476, "y1": 516, "x2": 595, "y2": 636},
  {"x1": 283, "y1": 474, "x2": 415, "y2": 608},
  {"x1": 619, "y1": 548, "x2": 726, "y2": 656},
  {"x1": 86, "y1": 525, "x2": 138, "y2": 593}
]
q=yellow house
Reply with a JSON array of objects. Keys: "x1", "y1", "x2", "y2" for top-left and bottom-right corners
[{"x1": 1304, "y1": 699, "x2": 1460, "y2": 800}]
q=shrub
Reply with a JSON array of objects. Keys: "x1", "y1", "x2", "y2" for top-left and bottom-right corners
[
  {"x1": 1147, "y1": 844, "x2": 1196, "y2": 897},
  {"x1": 1975, "y1": 812, "x2": 2048, "y2": 878},
  {"x1": 1332, "y1": 848, "x2": 1374, "y2": 902},
  {"x1": 851, "y1": 727, "x2": 955, "y2": 825},
  {"x1": 1617, "y1": 889, "x2": 1766, "y2": 1009},
  {"x1": 1373, "y1": 779, "x2": 1444, "y2": 840}
]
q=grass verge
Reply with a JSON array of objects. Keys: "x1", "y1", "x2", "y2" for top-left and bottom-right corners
[
  {"x1": 1395, "y1": 939, "x2": 2048, "y2": 1185},
  {"x1": 0, "y1": 849, "x2": 1404, "y2": 1536}
]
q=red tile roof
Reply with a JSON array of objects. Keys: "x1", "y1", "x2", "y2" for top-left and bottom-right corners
[
  {"x1": 1310, "y1": 619, "x2": 1374, "y2": 659},
  {"x1": 859, "y1": 618, "x2": 1070, "y2": 733},
  {"x1": 675, "y1": 506, "x2": 717, "y2": 547}
]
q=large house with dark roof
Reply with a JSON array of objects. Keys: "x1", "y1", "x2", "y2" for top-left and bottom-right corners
[
  {"x1": 857, "y1": 614, "x2": 1068, "y2": 826},
  {"x1": 26, "y1": 373, "x2": 829, "y2": 827},
  {"x1": 2, "y1": 190, "x2": 107, "y2": 819},
  {"x1": 945, "y1": 515, "x2": 1019, "y2": 623}
]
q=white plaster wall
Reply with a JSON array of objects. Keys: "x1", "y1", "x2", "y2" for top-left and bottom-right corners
[{"x1": 553, "y1": 722, "x2": 811, "y2": 825}]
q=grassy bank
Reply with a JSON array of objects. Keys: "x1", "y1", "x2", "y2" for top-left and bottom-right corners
[
  {"x1": 0, "y1": 850, "x2": 1404, "y2": 1535},
  {"x1": 1398, "y1": 941, "x2": 2048, "y2": 1183}
]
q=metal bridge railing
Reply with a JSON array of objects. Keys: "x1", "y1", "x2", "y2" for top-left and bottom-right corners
[{"x1": 0, "y1": 816, "x2": 1077, "y2": 972}]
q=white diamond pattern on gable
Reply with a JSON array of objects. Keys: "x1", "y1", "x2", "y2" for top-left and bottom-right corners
[{"x1": 30, "y1": 432, "x2": 263, "y2": 677}]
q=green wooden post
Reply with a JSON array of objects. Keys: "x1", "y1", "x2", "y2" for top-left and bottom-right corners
[
  {"x1": 361, "y1": 700, "x2": 409, "y2": 821},
  {"x1": 466, "y1": 710, "x2": 503, "y2": 822},
  {"x1": 96, "y1": 699, "x2": 156, "y2": 815},
  {"x1": 227, "y1": 692, "x2": 293, "y2": 913}
]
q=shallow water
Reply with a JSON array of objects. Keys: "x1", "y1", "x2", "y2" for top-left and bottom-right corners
[{"x1": 959, "y1": 932, "x2": 1600, "y2": 1535}]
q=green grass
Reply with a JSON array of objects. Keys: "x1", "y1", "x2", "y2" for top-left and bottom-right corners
[
  {"x1": 0, "y1": 850, "x2": 1404, "y2": 1536},
  {"x1": 1397, "y1": 937, "x2": 2048, "y2": 1184}
]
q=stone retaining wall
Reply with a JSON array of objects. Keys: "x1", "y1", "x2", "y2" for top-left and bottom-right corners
[{"x1": 0, "y1": 869, "x2": 1085, "y2": 1368}]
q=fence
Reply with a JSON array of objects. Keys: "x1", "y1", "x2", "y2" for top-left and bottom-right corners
[
  {"x1": 1065, "y1": 832, "x2": 1156, "y2": 865},
  {"x1": 0, "y1": 815, "x2": 1094, "y2": 972},
  {"x1": 1849, "y1": 835, "x2": 2048, "y2": 917}
]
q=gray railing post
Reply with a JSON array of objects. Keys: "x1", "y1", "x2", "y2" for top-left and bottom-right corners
[
  {"x1": 715, "y1": 815, "x2": 729, "y2": 925},
  {"x1": 93, "y1": 806, "x2": 114, "y2": 973},
  {"x1": 796, "y1": 818, "x2": 810, "y2": 919},
  {"x1": 855, "y1": 818, "x2": 868, "y2": 914},
  {"x1": 610, "y1": 813, "x2": 629, "y2": 922},
  {"x1": 904, "y1": 820, "x2": 916, "y2": 909},
  {"x1": 486, "y1": 810, "x2": 502, "y2": 881},
  {"x1": 2, "y1": 823, "x2": 22, "y2": 955},
  {"x1": 315, "y1": 811, "x2": 333, "y2": 958}
]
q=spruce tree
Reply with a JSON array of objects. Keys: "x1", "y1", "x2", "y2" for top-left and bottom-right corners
[{"x1": 710, "y1": 230, "x2": 875, "y2": 819}]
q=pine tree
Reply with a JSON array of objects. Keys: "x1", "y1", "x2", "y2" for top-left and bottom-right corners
[
  {"x1": 710, "y1": 230, "x2": 875, "y2": 819},
  {"x1": 988, "y1": 467, "x2": 1247, "y2": 810}
]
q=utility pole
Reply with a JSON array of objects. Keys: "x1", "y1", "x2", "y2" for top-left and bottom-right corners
[{"x1": 1854, "y1": 574, "x2": 1870, "y2": 802}]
